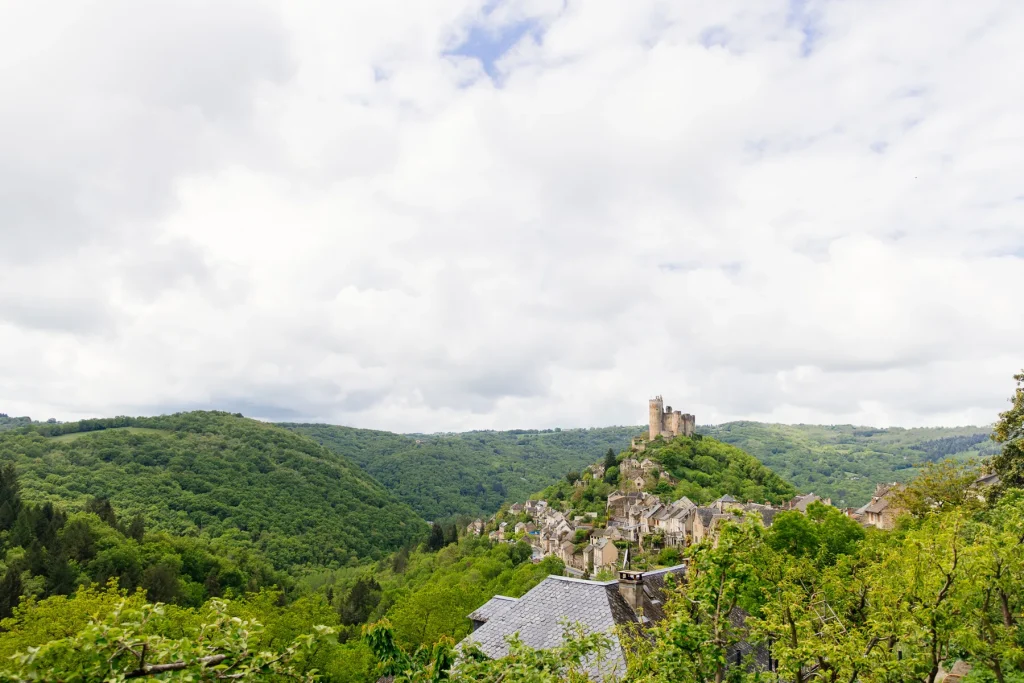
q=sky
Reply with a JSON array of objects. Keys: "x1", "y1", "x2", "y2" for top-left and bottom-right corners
[{"x1": 1, "y1": 0, "x2": 1022, "y2": 432}]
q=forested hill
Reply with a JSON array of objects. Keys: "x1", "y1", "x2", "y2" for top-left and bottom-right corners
[
  {"x1": 703, "y1": 422, "x2": 995, "y2": 506},
  {"x1": 0, "y1": 412, "x2": 427, "y2": 569},
  {"x1": 278, "y1": 424, "x2": 642, "y2": 520},
  {"x1": 0, "y1": 415, "x2": 35, "y2": 432}
]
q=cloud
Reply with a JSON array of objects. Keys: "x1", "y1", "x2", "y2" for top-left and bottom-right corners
[{"x1": 1, "y1": 0, "x2": 1023, "y2": 431}]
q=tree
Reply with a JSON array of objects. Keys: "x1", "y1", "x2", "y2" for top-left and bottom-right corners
[
  {"x1": 426, "y1": 523, "x2": 445, "y2": 552},
  {"x1": 0, "y1": 566, "x2": 23, "y2": 620},
  {"x1": 85, "y1": 496, "x2": 118, "y2": 528},
  {"x1": 363, "y1": 619, "x2": 455, "y2": 683},
  {"x1": 339, "y1": 576, "x2": 382, "y2": 626},
  {"x1": 126, "y1": 513, "x2": 146, "y2": 542},
  {"x1": 0, "y1": 598, "x2": 334, "y2": 681},
  {"x1": 604, "y1": 448, "x2": 618, "y2": 471},
  {"x1": 766, "y1": 511, "x2": 819, "y2": 558},
  {"x1": 992, "y1": 369, "x2": 1024, "y2": 491},
  {"x1": 892, "y1": 459, "x2": 982, "y2": 517},
  {"x1": 637, "y1": 519, "x2": 775, "y2": 682},
  {"x1": 0, "y1": 463, "x2": 21, "y2": 531},
  {"x1": 565, "y1": 470, "x2": 581, "y2": 484},
  {"x1": 603, "y1": 466, "x2": 619, "y2": 485}
]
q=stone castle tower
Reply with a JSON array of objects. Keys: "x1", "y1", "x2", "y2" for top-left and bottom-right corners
[{"x1": 648, "y1": 396, "x2": 695, "y2": 440}]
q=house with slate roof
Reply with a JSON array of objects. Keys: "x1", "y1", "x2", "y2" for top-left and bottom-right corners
[
  {"x1": 460, "y1": 566, "x2": 686, "y2": 678},
  {"x1": 786, "y1": 492, "x2": 832, "y2": 512}
]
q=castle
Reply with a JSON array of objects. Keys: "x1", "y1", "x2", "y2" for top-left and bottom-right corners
[{"x1": 648, "y1": 395, "x2": 695, "y2": 439}]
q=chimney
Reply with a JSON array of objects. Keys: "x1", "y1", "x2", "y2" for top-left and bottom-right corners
[{"x1": 618, "y1": 570, "x2": 644, "y2": 612}]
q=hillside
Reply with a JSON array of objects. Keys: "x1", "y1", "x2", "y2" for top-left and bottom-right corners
[
  {"x1": 279, "y1": 424, "x2": 642, "y2": 521},
  {"x1": 0, "y1": 415, "x2": 35, "y2": 432},
  {"x1": 0, "y1": 412, "x2": 427, "y2": 569},
  {"x1": 703, "y1": 422, "x2": 995, "y2": 506},
  {"x1": 538, "y1": 432, "x2": 796, "y2": 515}
]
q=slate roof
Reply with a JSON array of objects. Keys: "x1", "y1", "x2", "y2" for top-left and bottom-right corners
[
  {"x1": 864, "y1": 497, "x2": 890, "y2": 515},
  {"x1": 756, "y1": 508, "x2": 780, "y2": 527},
  {"x1": 789, "y1": 493, "x2": 823, "y2": 512},
  {"x1": 974, "y1": 473, "x2": 1000, "y2": 487},
  {"x1": 716, "y1": 494, "x2": 738, "y2": 503},
  {"x1": 460, "y1": 565, "x2": 686, "y2": 677},
  {"x1": 468, "y1": 595, "x2": 518, "y2": 625},
  {"x1": 695, "y1": 507, "x2": 717, "y2": 527},
  {"x1": 726, "y1": 607, "x2": 772, "y2": 672}
]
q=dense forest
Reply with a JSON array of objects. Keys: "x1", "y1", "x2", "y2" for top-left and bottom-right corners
[
  {"x1": 0, "y1": 412, "x2": 426, "y2": 569},
  {"x1": 704, "y1": 422, "x2": 995, "y2": 506},
  {"x1": 0, "y1": 416, "x2": 35, "y2": 433},
  {"x1": 280, "y1": 423, "x2": 641, "y2": 520}
]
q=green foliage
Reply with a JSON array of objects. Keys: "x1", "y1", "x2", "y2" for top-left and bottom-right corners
[
  {"x1": 633, "y1": 521, "x2": 776, "y2": 683},
  {"x1": 643, "y1": 435, "x2": 795, "y2": 504},
  {"x1": 0, "y1": 593, "x2": 335, "y2": 682},
  {"x1": 0, "y1": 416, "x2": 34, "y2": 433},
  {"x1": 280, "y1": 423, "x2": 641, "y2": 520},
  {"x1": 704, "y1": 421, "x2": 997, "y2": 506},
  {"x1": 992, "y1": 369, "x2": 1024, "y2": 491},
  {"x1": 765, "y1": 501, "x2": 865, "y2": 563},
  {"x1": 0, "y1": 411, "x2": 427, "y2": 569},
  {"x1": 381, "y1": 538, "x2": 563, "y2": 650},
  {"x1": 0, "y1": 465, "x2": 285, "y2": 619}
]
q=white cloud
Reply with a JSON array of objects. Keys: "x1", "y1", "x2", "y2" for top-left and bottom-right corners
[{"x1": 1, "y1": 0, "x2": 1022, "y2": 430}]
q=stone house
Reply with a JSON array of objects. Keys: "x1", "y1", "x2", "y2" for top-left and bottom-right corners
[
  {"x1": 690, "y1": 507, "x2": 718, "y2": 545},
  {"x1": 862, "y1": 484, "x2": 901, "y2": 530},
  {"x1": 583, "y1": 537, "x2": 619, "y2": 573},
  {"x1": 558, "y1": 540, "x2": 577, "y2": 567},
  {"x1": 466, "y1": 519, "x2": 485, "y2": 536}
]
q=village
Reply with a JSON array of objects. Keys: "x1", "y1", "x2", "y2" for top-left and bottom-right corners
[{"x1": 466, "y1": 397, "x2": 904, "y2": 577}]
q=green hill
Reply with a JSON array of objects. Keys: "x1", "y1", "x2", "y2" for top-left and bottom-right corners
[
  {"x1": 278, "y1": 424, "x2": 642, "y2": 520},
  {"x1": 0, "y1": 415, "x2": 35, "y2": 432},
  {"x1": 538, "y1": 433, "x2": 796, "y2": 515},
  {"x1": 0, "y1": 412, "x2": 427, "y2": 569},
  {"x1": 702, "y1": 422, "x2": 995, "y2": 506}
]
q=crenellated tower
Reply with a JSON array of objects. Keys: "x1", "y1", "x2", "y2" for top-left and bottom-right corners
[
  {"x1": 648, "y1": 396, "x2": 665, "y2": 439},
  {"x1": 648, "y1": 395, "x2": 696, "y2": 439}
]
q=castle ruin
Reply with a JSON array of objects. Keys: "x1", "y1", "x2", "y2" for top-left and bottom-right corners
[{"x1": 648, "y1": 396, "x2": 695, "y2": 440}]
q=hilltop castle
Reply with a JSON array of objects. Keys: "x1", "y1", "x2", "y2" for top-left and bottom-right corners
[{"x1": 648, "y1": 395, "x2": 695, "y2": 439}]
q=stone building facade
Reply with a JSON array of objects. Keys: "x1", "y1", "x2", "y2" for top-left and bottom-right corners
[{"x1": 648, "y1": 395, "x2": 695, "y2": 439}]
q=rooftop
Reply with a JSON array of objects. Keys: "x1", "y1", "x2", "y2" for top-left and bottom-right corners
[{"x1": 460, "y1": 565, "x2": 686, "y2": 677}]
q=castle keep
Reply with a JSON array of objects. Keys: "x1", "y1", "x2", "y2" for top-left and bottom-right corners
[{"x1": 648, "y1": 395, "x2": 695, "y2": 439}]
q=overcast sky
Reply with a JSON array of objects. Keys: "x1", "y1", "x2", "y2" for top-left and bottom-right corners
[{"x1": 2, "y1": 0, "x2": 1022, "y2": 432}]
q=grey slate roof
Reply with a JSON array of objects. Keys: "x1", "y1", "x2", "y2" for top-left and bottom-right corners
[
  {"x1": 695, "y1": 506, "x2": 717, "y2": 527},
  {"x1": 460, "y1": 565, "x2": 686, "y2": 677},
  {"x1": 468, "y1": 595, "x2": 518, "y2": 625}
]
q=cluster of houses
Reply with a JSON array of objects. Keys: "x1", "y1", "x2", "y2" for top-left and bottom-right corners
[{"x1": 467, "y1": 485, "x2": 837, "y2": 576}]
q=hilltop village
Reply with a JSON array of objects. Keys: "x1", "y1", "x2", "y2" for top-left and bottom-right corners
[{"x1": 466, "y1": 397, "x2": 905, "y2": 577}]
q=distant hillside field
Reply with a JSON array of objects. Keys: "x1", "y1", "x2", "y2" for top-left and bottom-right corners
[
  {"x1": 703, "y1": 422, "x2": 996, "y2": 506},
  {"x1": 278, "y1": 424, "x2": 642, "y2": 520},
  {"x1": 0, "y1": 412, "x2": 427, "y2": 569}
]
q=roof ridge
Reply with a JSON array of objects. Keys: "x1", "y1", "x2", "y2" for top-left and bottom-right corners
[{"x1": 548, "y1": 575, "x2": 618, "y2": 586}]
